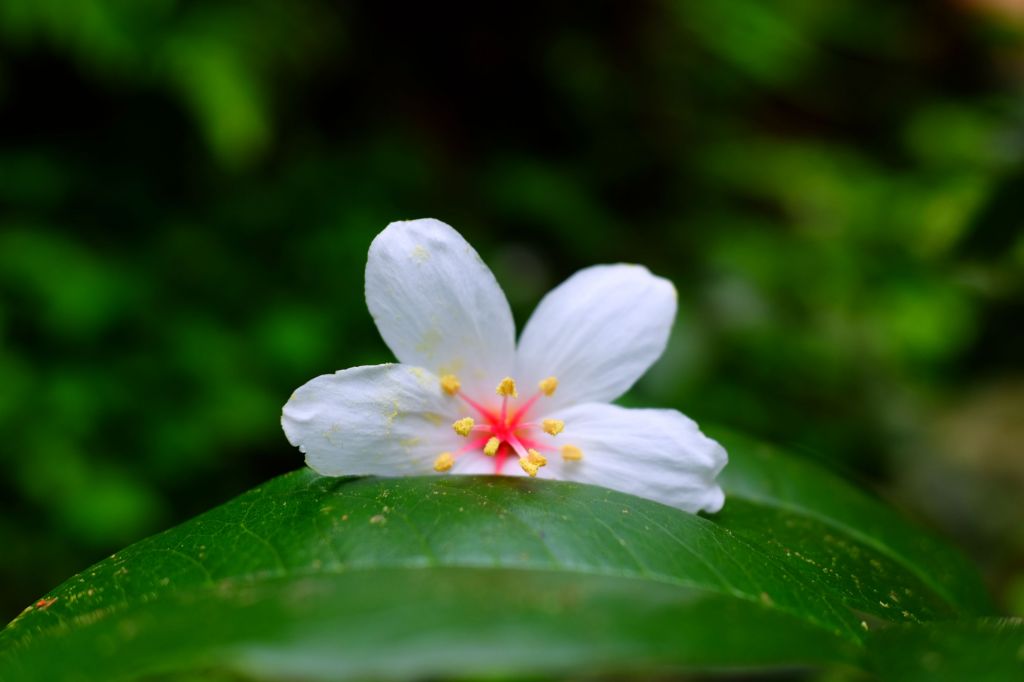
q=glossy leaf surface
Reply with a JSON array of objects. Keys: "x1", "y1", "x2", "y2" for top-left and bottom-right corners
[
  {"x1": 0, "y1": 433, "x2": 990, "y2": 681},
  {"x1": 866, "y1": 617, "x2": 1024, "y2": 681}
]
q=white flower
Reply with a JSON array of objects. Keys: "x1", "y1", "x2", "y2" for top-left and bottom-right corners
[{"x1": 282, "y1": 219, "x2": 727, "y2": 513}]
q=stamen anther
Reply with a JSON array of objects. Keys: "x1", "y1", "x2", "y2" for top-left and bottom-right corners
[
  {"x1": 561, "y1": 445, "x2": 583, "y2": 461},
  {"x1": 452, "y1": 417, "x2": 475, "y2": 436},
  {"x1": 541, "y1": 418, "x2": 564, "y2": 436},
  {"x1": 433, "y1": 452, "x2": 455, "y2": 472},
  {"x1": 496, "y1": 377, "x2": 518, "y2": 398},
  {"x1": 527, "y1": 449, "x2": 547, "y2": 467},
  {"x1": 483, "y1": 437, "x2": 501, "y2": 456},
  {"x1": 519, "y1": 457, "x2": 539, "y2": 477},
  {"x1": 539, "y1": 376, "x2": 558, "y2": 396},
  {"x1": 440, "y1": 374, "x2": 461, "y2": 395}
]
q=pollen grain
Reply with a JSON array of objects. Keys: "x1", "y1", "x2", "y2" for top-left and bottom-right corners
[
  {"x1": 496, "y1": 376, "x2": 518, "y2": 398},
  {"x1": 440, "y1": 374, "x2": 461, "y2": 395},
  {"x1": 541, "y1": 418, "x2": 564, "y2": 436},
  {"x1": 452, "y1": 417, "x2": 475, "y2": 436},
  {"x1": 433, "y1": 452, "x2": 455, "y2": 472},
  {"x1": 519, "y1": 458, "x2": 540, "y2": 477},
  {"x1": 561, "y1": 445, "x2": 583, "y2": 461}
]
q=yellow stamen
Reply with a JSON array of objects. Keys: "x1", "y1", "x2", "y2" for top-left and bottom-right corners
[
  {"x1": 483, "y1": 437, "x2": 501, "y2": 456},
  {"x1": 452, "y1": 417, "x2": 475, "y2": 436},
  {"x1": 527, "y1": 449, "x2": 547, "y2": 467},
  {"x1": 541, "y1": 418, "x2": 564, "y2": 436},
  {"x1": 519, "y1": 457, "x2": 539, "y2": 477},
  {"x1": 538, "y1": 376, "x2": 558, "y2": 396},
  {"x1": 561, "y1": 445, "x2": 583, "y2": 461},
  {"x1": 433, "y1": 452, "x2": 454, "y2": 472},
  {"x1": 496, "y1": 376, "x2": 518, "y2": 398},
  {"x1": 440, "y1": 374, "x2": 461, "y2": 395}
]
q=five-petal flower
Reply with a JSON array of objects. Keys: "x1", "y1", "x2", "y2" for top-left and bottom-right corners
[{"x1": 282, "y1": 219, "x2": 727, "y2": 513}]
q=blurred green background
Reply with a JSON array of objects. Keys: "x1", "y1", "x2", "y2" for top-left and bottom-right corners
[{"x1": 1, "y1": 0, "x2": 1023, "y2": 624}]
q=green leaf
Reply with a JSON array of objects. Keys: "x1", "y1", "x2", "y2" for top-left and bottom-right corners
[
  {"x1": 0, "y1": 433, "x2": 990, "y2": 681},
  {"x1": 865, "y1": 618, "x2": 1024, "y2": 681},
  {"x1": 711, "y1": 429, "x2": 992, "y2": 618}
]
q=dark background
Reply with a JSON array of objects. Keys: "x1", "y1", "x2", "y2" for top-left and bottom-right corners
[{"x1": 1, "y1": 0, "x2": 1022, "y2": 622}]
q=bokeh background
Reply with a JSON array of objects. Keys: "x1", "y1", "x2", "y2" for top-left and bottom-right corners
[{"x1": 1, "y1": 0, "x2": 1023, "y2": 624}]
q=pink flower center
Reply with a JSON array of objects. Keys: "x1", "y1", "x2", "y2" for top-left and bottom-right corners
[
  {"x1": 434, "y1": 375, "x2": 577, "y2": 476},
  {"x1": 456, "y1": 387, "x2": 551, "y2": 474}
]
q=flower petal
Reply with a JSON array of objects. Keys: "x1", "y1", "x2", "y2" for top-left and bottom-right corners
[
  {"x1": 282, "y1": 363, "x2": 461, "y2": 476},
  {"x1": 365, "y1": 219, "x2": 515, "y2": 395},
  {"x1": 537, "y1": 402, "x2": 726, "y2": 513},
  {"x1": 515, "y1": 264, "x2": 676, "y2": 410}
]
